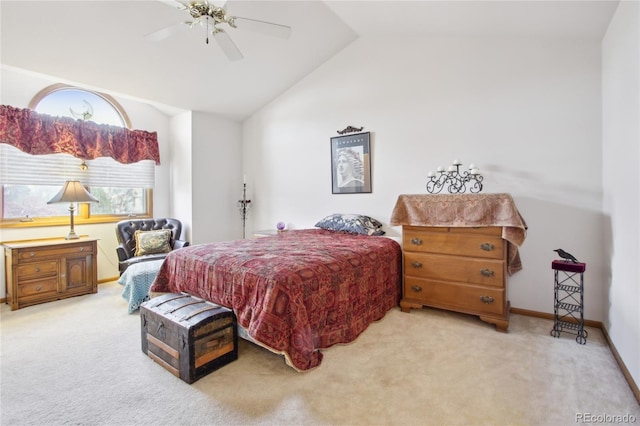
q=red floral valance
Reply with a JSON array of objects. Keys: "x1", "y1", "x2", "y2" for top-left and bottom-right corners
[{"x1": 0, "y1": 105, "x2": 160, "y2": 165}]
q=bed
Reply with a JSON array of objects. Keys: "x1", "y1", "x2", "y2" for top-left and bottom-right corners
[{"x1": 150, "y1": 228, "x2": 402, "y2": 371}]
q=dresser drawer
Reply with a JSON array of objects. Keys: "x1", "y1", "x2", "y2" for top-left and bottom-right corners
[
  {"x1": 17, "y1": 277, "x2": 59, "y2": 299},
  {"x1": 16, "y1": 261, "x2": 58, "y2": 280},
  {"x1": 404, "y1": 277, "x2": 505, "y2": 316},
  {"x1": 403, "y1": 227, "x2": 504, "y2": 259},
  {"x1": 404, "y1": 252, "x2": 505, "y2": 287},
  {"x1": 16, "y1": 243, "x2": 95, "y2": 261}
]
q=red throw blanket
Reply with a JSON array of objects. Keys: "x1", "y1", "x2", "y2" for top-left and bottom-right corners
[{"x1": 151, "y1": 229, "x2": 401, "y2": 371}]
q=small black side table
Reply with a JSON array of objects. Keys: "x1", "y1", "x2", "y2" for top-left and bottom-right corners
[{"x1": 550, "y1": 260, "x2": 588, "y2": 344}]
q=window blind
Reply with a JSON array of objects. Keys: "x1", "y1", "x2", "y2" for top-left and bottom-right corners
[{"x1": 0, "y1": 144, "x2": 155, "y2": 188}]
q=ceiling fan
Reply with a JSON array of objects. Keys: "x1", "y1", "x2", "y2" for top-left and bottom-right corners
[{"x1": 148, "y1": 0, "x2": 292, "y2": 61}]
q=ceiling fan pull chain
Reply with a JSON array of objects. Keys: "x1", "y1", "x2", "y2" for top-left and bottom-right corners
[{"x1": 206, "y1": 16, "x2": 210, "y2": 44}]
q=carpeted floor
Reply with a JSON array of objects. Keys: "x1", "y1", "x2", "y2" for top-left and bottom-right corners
[{"x1": 1, "y1": 281, "x2": 638, "y2": 426}]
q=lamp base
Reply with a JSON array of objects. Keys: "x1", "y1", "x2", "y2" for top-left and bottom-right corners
[
  {"x1": 65, "y1": 205, "x2": 79, "y2": 240},
  {"x1": 65, "y1": 230, "x2": 80, "y2": 240}
]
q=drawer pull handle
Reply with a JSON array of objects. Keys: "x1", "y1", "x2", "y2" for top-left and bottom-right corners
[
  {"x1": 411, "y1": 285, "x2": 423, "y2": 293},
  {"x1": 29, "y1": 252, "x2": 35, "y2": 257},
  {"x1": 480, "y1": 295, "x2": 494, "y2": 304},
  {"x1": 34, "y1": 267, "x2": 40, "y2": 272},
  {"x1": 410, "y1": 237, "x2": 423, "y2": 246},
  {"x1": 480, "y1": 242, "x2": 495, "y2": 251},
  {"x1": 35, "y1": 285, "x2": 42, "y2": 292},
  {"x1": 411, "y1": 261, "x2": 423, "y2": 268},
  {"x1": 60, "y1": 273, "x2": 66, "y2": 278},
  {"x1": 480, "y1": 268, "x2": 494, "y2": 277},
  {"x1": 79, "y1": 247, "x2": 84, "y2": 252}
]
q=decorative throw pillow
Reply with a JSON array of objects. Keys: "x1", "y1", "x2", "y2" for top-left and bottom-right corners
[
  {"x1": 314, "y1": 214, "x2": 385, "y2": 236},
  {"x1": 134, "y1": 229, "x2": 172, "y2": 256}
]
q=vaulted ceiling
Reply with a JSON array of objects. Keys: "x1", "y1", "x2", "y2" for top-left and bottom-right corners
[{"x1": 1, "y1": 1, "x2": 619, "y2": 121}]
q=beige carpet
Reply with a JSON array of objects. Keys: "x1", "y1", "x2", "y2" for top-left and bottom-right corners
[{"x1": 1, "y1": 281, "x2": 638, "y2": 426}]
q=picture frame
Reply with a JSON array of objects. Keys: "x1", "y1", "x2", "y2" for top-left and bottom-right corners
[{"x1": 331, "y1": 132, "x2": 371, "y2": 194}]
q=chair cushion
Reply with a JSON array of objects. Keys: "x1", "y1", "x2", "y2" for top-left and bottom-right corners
[{"x1": 134, "y1": 229, "x2": 172, "y2": 256}]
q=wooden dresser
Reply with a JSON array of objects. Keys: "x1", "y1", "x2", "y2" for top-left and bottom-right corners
[
  {"x1": 400, "y1": 226, "x2": 509, "y2": 331},
  {"x1": 390, "y1": 193, "x2": 527, "y2": 332},
  {"x1": 4, "y1": 237, "x2": 98, "y2": 310}
]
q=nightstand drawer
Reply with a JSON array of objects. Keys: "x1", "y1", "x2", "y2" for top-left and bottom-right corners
[
  {"x1": 16, "y1": 261, "x2": 58, "y2": 279},
  {"x1": 17, "y1": 243, "x2": 95, "y2": 261},
  {"x1": 403, "y1": 227, "x2": 504, "y2": 259},
  {"x1": 17, "y1": 277, "x2": 59, "y2": 299},
  {"x1": 403, "y1": 252, "x2": 505, "y2": 287},
  {"x1": 404, "y1": 277, "x2": 505, "y2": 316}
]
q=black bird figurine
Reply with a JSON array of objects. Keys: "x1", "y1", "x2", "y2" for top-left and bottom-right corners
[{"x1": 554, "y1": 248, "x2": 579, "y2": 263}]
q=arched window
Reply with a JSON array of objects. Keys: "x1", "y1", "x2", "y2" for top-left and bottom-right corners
[
  {"x1": 29, "y1": 83, "x2": 131, "y2": 128},
  {"x1": 1, "y1": 85, "x2": 154, "y2": 226}
]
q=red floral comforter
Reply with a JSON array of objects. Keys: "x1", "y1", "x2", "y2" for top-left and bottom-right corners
[{"x1": 150, "y1": 229, "x2": 402, "y2": 371}]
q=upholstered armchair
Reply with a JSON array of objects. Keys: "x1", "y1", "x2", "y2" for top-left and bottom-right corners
[{"x1": 115, "y1": 218, "x2": 190, "y2": 275}]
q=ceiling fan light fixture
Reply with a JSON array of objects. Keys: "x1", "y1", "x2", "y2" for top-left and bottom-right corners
[
  {"x1": 211, "y1": 6, "x2": 228, "y2": 24},
  {"x1": 188, "y1": 1, "x2": 211, "y2": 19},
  {"x1": 152, "y1": 0, "x2": 291, "y2": 61}
]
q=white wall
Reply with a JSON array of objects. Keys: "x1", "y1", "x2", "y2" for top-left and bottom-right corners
[
  {"x1": 168, "y1": 111, "x2": 244, "y2": 245},
  {"x1": 243, "y1": 37, "x2": 606, "y2": 321},
  {"x1": 191, "y1": 111, "x2": 243, "y2": 244},
  {"x1": 169, "y1": 111, "x2": 193, "y2": 242},
  {"x1": 602, "y1": 0, "x2": 640, "y2": 392}
]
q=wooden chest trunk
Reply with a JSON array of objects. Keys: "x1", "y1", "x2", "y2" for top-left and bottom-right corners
[{"x1": 140, "y1": 293, "x2": 237, "y2": 384}]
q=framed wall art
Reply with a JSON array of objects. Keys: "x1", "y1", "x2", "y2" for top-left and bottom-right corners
[{"x1": 331, "y1": 131, "x2": 371, "y2": 194}]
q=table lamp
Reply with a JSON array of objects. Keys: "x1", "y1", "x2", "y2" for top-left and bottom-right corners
[{"x1": 47, "y1": 180, "x2": 99, "y2": 239}]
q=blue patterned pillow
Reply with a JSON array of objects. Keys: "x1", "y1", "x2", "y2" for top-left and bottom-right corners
[{"x1": 314, "y1": 214, "x2": 385, "y2": 236}]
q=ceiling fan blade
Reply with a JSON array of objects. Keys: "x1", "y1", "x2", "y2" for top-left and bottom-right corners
[
  {"x1": 155, "y1": 0, "x2": 188, "y2": 10},
  {"x1": 145, "y1": 21, "x2": 193, "y2": 42},
  {"x1": 145, "y1": 22, "x2": 183, "y2": 42},
  {"x1": 213, "y1": 29, "x2": 243, "y2": 61},
  {"x1": 232, "y1": 16, "x2": 291, "y2": 39}
]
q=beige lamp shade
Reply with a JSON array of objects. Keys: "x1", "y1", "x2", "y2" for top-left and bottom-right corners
[
  {"x1": 47, "y1": 180, "x2": 98, "y2": 239},
  {"x1": 47, "y1": 180, "x2": 99, "y2": 204}
]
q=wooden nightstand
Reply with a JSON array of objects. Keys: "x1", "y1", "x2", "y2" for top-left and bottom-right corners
[
  {"x1": 252, "y1": 229, "x2": 280, "y2": 238},
  {"x1": 3, "y1": 237, "x2": 98, "y2": 310}
]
